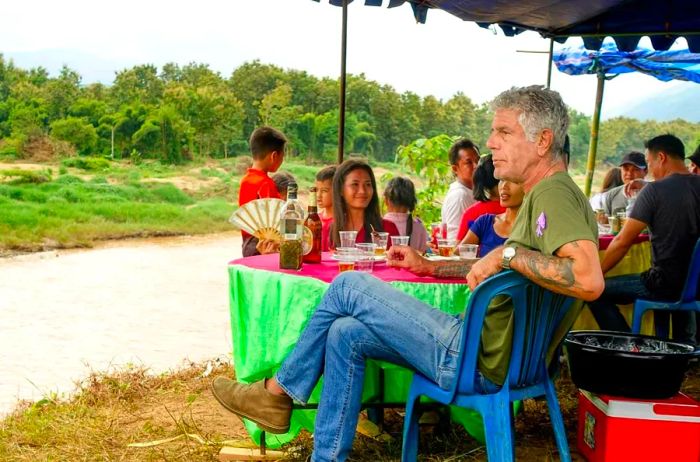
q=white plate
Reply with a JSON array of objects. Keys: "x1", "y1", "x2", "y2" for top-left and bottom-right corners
[
  {"x1": 331, "y1": 254, "x2": 387, "y2": 262},
  {"x1": 426, "y1": 255, "x2": 480, "y2": 263}
]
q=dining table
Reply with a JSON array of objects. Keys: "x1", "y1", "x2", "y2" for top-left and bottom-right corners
[
  {"x1": 226, "y1": 234, "x2": 653, "y2": 447},
  {"x1": 227, "y1": 252, "x2": 477, "y2": 448}
]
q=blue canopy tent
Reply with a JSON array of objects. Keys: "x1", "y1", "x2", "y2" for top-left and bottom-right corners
[
  {"x1": 310, "y1": 0, "x2": 700, "y2": 163},
  {"x1": 554, "y1": 43, "x2": 700, "y2": 195}
]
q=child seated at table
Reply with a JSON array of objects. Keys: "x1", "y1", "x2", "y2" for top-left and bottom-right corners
[
  {"x1": 315, "y1": 165, "x2": 336, "y2": 252},
  {"x1": 238, "y1": 126, "x2": 286, "y2": 257},
  {"x1": 326, "y1": 160, "x2": 399, "y2": 249},
  {"x1": 459, "y1": 180, "x2": 524, "y2": 257},
  {"x1": 382, "y1": 177, "x2": 428, "y2": 253},
  {"x1": 272, "y1": 171, "x2": 296, "y2": 201}
]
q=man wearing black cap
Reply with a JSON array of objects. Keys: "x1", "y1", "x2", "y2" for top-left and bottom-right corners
[
  {"x1": 601, "y1": 151, "x2": 647, "y2": 215},
  {"x1": 688, "y1": 144, "x2": 700, "y2": 175}
]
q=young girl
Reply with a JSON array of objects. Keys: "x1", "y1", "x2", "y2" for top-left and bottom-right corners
[
  {"x1": 459, "y1": 180, "x2": 524, "y2": 257},
  {"x1": 327, "y1": 160, "x2": 399, "y2": 249},
  {"x1": 383, "y1": 177, "x2": 429, "y2": 253}
]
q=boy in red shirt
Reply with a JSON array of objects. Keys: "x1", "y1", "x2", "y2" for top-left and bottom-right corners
[
  {"x1": 238, "y1": 126, "x2": 287, "y2": 257},
  {"x1": 315, "y1": 166, "x2": 336, "y2": 252}
]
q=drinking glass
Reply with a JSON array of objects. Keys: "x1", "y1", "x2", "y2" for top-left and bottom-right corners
[
  {"x1": 371, "y1": 232, "x2": 389, "y2": 256},
  {"x1": 339, "y1": 230, "x2": 358, "y2": 249},
  {"x1": 391, "y1": 235, "x2": 410, "y2": 247},
  {"x1": 437, "y1": 238, "x2": 457, "y2": 257},
  {"x1": 458, "y1": 243, "x2": 479, "y2": 259}
]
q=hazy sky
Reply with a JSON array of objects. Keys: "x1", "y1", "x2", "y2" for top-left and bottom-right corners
[{"x1": 2, "y1": 0, "x2": 696, "y2": 116}]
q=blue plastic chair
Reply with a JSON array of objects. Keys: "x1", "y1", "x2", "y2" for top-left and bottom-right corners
[
  {"x1": 631, "y1": 238, "x2": 700, "y2": 340},
  {"x1": 401, "y1": 270, "x2": 576, "y2": 462}
]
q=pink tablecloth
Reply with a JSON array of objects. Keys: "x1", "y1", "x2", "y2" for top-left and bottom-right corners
[
  {"x1": 229, "y1": 252, "x2": 466, "y2": 285},
  {"x1": 598, "y1": 233, "x2": 649, "y2": 251}
]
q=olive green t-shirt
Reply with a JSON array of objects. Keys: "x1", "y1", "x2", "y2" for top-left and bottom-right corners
[{"x1": 478, "y1": 172, "x2": 598, "y2": 385}]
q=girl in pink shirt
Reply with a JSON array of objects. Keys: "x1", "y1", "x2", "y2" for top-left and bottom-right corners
[{"x1": 382, "y1": 177, "x2": 429, "y2": 253}]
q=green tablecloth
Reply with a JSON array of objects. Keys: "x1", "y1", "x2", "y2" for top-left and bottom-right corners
[{"x1": 228, "y1": 263, "x2": 477, "y2": 447}]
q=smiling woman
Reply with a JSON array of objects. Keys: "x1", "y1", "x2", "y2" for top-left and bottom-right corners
[{"x1": 327, "y1": 160, "x2": 399, "y2": 249}]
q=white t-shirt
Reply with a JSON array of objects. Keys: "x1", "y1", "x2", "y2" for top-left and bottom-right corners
[{"x1": 441, "y1": 181, "x2": 475, "y2": 240}]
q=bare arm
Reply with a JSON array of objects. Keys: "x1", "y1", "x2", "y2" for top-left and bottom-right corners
[
  {"x1": 459, "y1": 229, "x2": 480, "y2": 246},
  {"x1": 387, "y1": 245, "x2": 474, "y2": 279},
  {"x1": 600, "y1": 218, "x2": 646, "y2": 274},
  {"x1": 509, "y1": 240, "x2": 604, "y2": 301}
]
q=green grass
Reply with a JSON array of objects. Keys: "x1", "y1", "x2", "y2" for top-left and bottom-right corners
[{"x1": 0, "y1": 174, "x2": 233, "y2": 251}]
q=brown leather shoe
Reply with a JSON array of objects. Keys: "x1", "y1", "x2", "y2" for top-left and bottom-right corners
[{"x1": 211, "y1": 377, "x2": 292, "y2": 434}]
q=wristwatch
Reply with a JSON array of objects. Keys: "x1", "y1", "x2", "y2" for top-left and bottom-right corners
[{"x1": 502, "y1": 246, "x2": 517, "y2": 269}]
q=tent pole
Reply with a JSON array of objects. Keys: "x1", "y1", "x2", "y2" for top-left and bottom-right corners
[
  {"x1": 337, "y1": 0, "x2": 348, "y2": 165},
  {"x1": 546, "y1": 39, "x2": 553, "y2": 88},
  {"x1": 584, "y1": 71, "x2": 605, "y2": 197}
]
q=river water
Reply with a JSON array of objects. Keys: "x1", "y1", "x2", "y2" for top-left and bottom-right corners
[{"x1": 0, "y1": 233, "x2": 241, "y2": 415}]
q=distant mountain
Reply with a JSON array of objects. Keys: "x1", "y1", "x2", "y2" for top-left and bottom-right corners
[{"x1": 606, "y1": 84, "x2": 700, "y2": 122}]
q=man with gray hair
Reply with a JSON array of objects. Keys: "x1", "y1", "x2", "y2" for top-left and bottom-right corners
[{"x1": 211, "y1": 86, "x2": 604, "y2": 462}]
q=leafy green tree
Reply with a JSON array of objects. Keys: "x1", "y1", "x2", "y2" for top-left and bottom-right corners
[
  {"x1": 229, "y1": 60, "x2": 284, "y2": 136},
  {"x1": 396, "y1": 134, "x2": 457, "y2": 224},
  {"x1": 132, "y1": 105, "x2": 192, "y2": 163},
  {"x1": 45, "y1": 65, "x2": 80, "y2": 120},
  {"x1": 50, "y1": 117, "x2": 98, "y2": 155},
  {"x1": 111, "y1": 64, "x2": 164, "y2": 106}
]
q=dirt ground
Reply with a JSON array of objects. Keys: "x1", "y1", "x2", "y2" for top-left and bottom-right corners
[{"x1": 4, "y1": 359, "x2": 698, "y2": 461}]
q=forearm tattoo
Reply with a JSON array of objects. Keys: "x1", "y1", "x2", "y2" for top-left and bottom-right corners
[
  {"x1": 514, "y1": 248, "x2": 581, "y2": 292},
  {"x1": 434, "y1": 260, "x2": 473, "y2": 279}
]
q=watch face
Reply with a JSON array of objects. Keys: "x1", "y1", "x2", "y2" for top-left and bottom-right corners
[{"x1": 504, "y1": 247, "x2": 516, "y2": 258}]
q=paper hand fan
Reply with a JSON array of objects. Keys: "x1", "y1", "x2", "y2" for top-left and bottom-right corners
[{"x1": 229, "y1": 198, "x2": 285, "y2": 241}]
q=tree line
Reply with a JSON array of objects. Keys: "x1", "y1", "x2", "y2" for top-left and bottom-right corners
[{"x1": 0, "y1": 55, "x2": 697, "y2": 166}]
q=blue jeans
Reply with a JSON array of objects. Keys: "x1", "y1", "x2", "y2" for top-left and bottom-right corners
[
  {"x1": 589, "y1": 274, "x2": 696, "y2": 343},
  {"x1": 588, "y1": 274, "x2": 651, "y2": 332},
  {"x1": 274, "y1": 272, "x2": 493, "y2": 462}
]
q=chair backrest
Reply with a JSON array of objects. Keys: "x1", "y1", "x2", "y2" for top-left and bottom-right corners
[
  {"x1": 680, "y1": 238, "x2": 700, "y2": 303},
  {"x1": 449, "y1": 271, "x2": 576, "y2": 398}
]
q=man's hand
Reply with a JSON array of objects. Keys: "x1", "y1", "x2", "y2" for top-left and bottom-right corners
[
  {"x1": 466, "y1": 246, "x2": 503, "y2": 290},
  {"x1": 256, "y1": 239, "x2": 280, "y2": 255},
  {"x1": 387, "y1": 245, "x2": 433, "y2": 276},
  {"x1": 624, "y1": 179, "x2": 647, "y2": 198}
]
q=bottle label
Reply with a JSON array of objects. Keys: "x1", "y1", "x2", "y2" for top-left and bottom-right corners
[{"x1": 283, "y1": 218, "x2": 297, "y2": 235}]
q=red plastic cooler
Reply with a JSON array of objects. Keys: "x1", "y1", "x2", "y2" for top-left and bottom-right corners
[{"x1": 577, "y1": 390, "x2": 700, "y2": 462}]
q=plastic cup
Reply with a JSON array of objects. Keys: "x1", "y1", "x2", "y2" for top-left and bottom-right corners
[
  {"x1": 337, "y1": 251, "x2": 356, "y2": 272},
  {"x1": 458, "y1": 243, "x2": 479, "y2": 259},
  {"x1": 391, "y1": 235, "x2": 410, "y2": 247},
  {"x1": 598, "y1": 223, "x2": 612, "y2": 235},
  {"x1": 437, "y1": 238, "x2": 457, "y2": 257},
  {"x1": 355, "y1": 243, "x2": 377, "y2": 255},
  {"x1": 339, "y1": 230, "x2": 358, "y2": 248},
  {"x1": 372, "y1": 232, "x2": 389, "y2": 256},
  {"x1": 354, "y1": 254, "x2": 374, "y2": 273}
]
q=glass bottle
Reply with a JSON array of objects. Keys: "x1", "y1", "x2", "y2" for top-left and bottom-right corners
[
  {"x1": 303, "y1": 187, "x2": 322, "y2": 264},
  {"x1": 279, "y1": 183, "x2": 303, "y2": 270}
]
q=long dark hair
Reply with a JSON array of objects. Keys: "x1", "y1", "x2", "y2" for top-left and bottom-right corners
[
  {"x1": 472, "y1": 154, "x2": 499, "y2": 202},
  {"x1": 600, "y1": 167, "x2": 623, "y2": 193},
  {"x1": 383, "y1": 176, "x2": 417, "y2": 238},
  {"x1": 331, "y1": 160, "x2": 384, "y2": 246}
]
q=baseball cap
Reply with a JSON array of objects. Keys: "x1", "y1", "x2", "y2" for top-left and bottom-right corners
[{"x1": 619, "y1": 151, "x2": 647, "y2": 170}]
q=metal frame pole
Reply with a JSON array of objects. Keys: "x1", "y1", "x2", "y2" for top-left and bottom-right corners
[
  {"x1": 546, "y1": 39, "x2": 554, "y2": 88},
  {"x1": 337, "y1": 0, "x2": 348, "y2": 165},
  {"x1": 584, "y1": 71, "x2": 605, "y2": 197}
]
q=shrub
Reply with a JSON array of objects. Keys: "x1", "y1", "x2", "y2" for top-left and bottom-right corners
[
  {"x1": 234, "y1": 155, "x2": 253, "y2": 174},
  {"x1": 0, "y1": 169, "x2": 52, "y2": 184},
  {"x1": 50, "y1": 117, "x2": 98, "y2": 156},
  {"x1": 61, "y1": 157, "x2": 111, "y2": 171}
]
